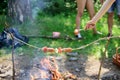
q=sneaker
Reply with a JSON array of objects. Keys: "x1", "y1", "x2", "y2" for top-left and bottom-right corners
[
  {"x1": 107, "y1": 33, "x2": 113, "y2": 37},
  {"x1": 75, "y1": 33, "x2": 82, "y2": 39}
]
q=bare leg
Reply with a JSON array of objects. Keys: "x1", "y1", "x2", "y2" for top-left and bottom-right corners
[
  {"x1": 85, "y1": 0, "x2": 115, "y2": 30},
  {"x1": 86, "y1": 0, "x2": 97, "y2": 34},
  {"x1": 107, "y1": 12, "x2": 114, "y2": 36},
  {"x1": 76, "y1": 0, "x2": 86, "y2": 31}
]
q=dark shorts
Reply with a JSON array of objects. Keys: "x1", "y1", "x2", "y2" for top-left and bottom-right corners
[{"x1": 108, "y1": 0, "x2": 120, "y2": 15}]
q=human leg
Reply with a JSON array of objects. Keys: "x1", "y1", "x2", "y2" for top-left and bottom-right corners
[
  {"x1": 116, "y1": 0, "x2": 120, "y2": 21},
  {"x1": 107, "y1": 12, "x2": 114, "y2": 36},
  {"x1": 75, "y1": 0, "x2": 86, "y2": 38},
  {"x1": 86, "y1": 0, "x2": 97, "y2": 34},
  {"x1": 76, "y1": 0, "x2": 86, "y2": 29},
  {"x1": 107, "y1": 2, "x2": 115, "y2": 37}
]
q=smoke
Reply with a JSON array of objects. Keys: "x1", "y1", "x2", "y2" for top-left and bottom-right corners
[
  {"x1": 30, "y1": 0, "x2": 46, "y2": 19},
  {"x1": 15, "y1": 0, "x2": 47, "y2": 36}
]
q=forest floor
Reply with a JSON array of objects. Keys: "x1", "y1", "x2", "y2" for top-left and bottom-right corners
[{"x1": 0, "y1": 53, "x2": 120, "y2": 80}]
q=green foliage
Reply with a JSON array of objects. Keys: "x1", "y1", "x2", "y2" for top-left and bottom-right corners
[
  {"x1": 0, "y1": 15, "x2": 6, "y2": 32},
  {"x1": 43, "y1": 0, "x2": 76, "y2": 16},
  {"x1": 0, "y1": 0, "x2": 7, "y2": 14},
  {"x1": 35, "y1": 12, "x2": 120, "y2": 58},
  {"x1": 0, "y1": 0, "x2": 7, "y2": 32},
  {"x1": 1, "y1": 12, "x2": 120, "y2": 58},
  {"x1": 0, "y1": 0, "x2": 120, "y2": 59},
  {"x1": 41, "y1": 0, "x2": 102, "y2": 16}
]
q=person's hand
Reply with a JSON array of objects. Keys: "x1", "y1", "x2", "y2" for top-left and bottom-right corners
[{"x1": 85, "y1": 20, "x2": 95, "y2": 30}]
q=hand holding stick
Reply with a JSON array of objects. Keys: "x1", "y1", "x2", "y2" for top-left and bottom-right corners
[{"x1": 85, "y1": 0, "x2": 115, "y2": 30}]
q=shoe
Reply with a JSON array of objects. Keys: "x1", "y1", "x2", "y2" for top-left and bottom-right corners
[
  {"x1": 75, "y1": 33, "x2": 83, "y2": 39},
  {"x1": 107, "y1": 33, "x2": 113, "y2": 37}
]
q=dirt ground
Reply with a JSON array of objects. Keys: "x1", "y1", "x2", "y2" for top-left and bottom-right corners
[{"x1": 0, "y1": 53, "x2": 120, "y2": 80}]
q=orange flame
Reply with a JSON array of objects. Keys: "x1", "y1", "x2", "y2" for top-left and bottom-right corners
[{"x1": 40, "y1": 57, "x2": 62, "y2": 80}]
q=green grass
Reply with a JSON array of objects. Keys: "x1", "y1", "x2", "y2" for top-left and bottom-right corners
[
  {"x1": 0, "y1": 15, "x2": 6, "y2": 32},
  {"x1": 34, "y1": 13, "x2": 120, "y2": 58},
  {"x1": 0, "y1": 12, "x2": 120, "y2": 59}
]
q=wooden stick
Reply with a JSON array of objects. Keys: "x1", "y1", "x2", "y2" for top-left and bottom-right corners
[
  {"x1": 9, "y1": 33, "x2": 15, "y2": 80},
  {"x1": 98, "y1": 39, "x2": 110, "y2": 80},
  {"x1": 72, "y1": 36, "x2": 120, "y2": 51},
  {"x1": 26, "y1": 35, "x2": 77, "y2": 41}
]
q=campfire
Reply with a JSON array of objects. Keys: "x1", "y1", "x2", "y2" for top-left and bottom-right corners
[
  {"x1": 30, "y1": 56, "x2": 77, "y2": 80},
  {"x1": 31, "y1": 57, "x2": 62, "y2": 80}
]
